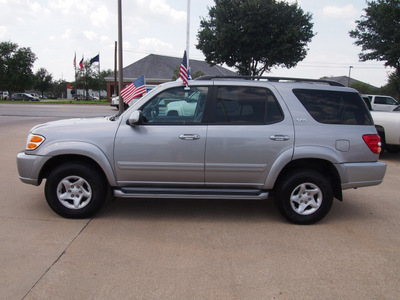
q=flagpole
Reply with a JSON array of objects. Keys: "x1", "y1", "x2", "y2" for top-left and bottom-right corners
[
  {"x1": 118, "y1": 0, "x2": 124, "y2": 114},
  {"x1": 186, "y1": 0, "x2": 190, "y2": 71},
  {"x1": 98, "y1": 52, "x2": 101, "y2": 100}
]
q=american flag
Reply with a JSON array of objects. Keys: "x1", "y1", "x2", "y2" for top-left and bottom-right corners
[
  {"x1": 121, "y1": 76, "x2": 146, "y2": 105},
  {"x1": 179, "y1": 51, "x2": 189, "y2": 86}
]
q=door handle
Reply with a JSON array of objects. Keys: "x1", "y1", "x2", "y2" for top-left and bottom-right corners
[
  {"x1": 270, "y1": 135, "x2": 290, "y2": 141},
  {"x1": 179, "y1": 134, "x2": 200, "y2": 140}
]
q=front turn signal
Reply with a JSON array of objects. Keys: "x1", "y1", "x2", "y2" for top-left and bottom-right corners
[{"x1": 26, "y1": 134, "x2": 45, "y2": 150}]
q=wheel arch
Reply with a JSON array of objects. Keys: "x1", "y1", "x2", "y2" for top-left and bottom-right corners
[
  {"x1": 35, "y1": 141, "x2": 117, "y2": 186},
  {"x1": 39, "y1": 154, "x2": 115, "y2": 187},
  {"x1": 273, "y1": 158, "x2": 343, "y2": 201},
  {"x1": 375, "y1": 125, "x2": 386, "y2": 146}
]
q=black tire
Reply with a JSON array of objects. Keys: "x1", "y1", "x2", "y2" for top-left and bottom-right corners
[
  {"x1": 45, "y1": 163, "x2": 107, "y2": 218},
  {"x1": 275, "y1": 169, "x2": 333, "y2": 225}
]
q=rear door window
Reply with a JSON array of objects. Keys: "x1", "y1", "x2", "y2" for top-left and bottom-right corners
[
  {"x1": 293, "y1": 89, "x2": 373, "y2": 125},
  {"x1": 213, "y1": 86, "x2": 283, "y2": 124}
]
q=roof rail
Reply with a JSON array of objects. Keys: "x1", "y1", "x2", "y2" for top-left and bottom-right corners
[{"x1": 195, "y1": 75, "x2": 345, "y2": 87}]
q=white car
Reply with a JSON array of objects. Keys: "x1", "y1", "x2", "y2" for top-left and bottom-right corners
[{"x1": 362, "y1": 94, "x2": 399, "y2": 111}]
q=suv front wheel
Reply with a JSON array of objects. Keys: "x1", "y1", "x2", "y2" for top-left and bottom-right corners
[
  {"x1": 45, "y1": 163, "x2": 107, "y2": 218},
  {"x1": 275, "y1": 170, "x2": 333, "y2": 224}
]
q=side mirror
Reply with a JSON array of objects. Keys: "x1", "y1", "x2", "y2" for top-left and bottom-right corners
[{"x1": 128, "y1": 110, "x2": 143, "y2": 125}]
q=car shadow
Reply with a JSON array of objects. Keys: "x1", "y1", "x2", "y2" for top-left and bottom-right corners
[
  {"x1": 98, "y1": 197, "x2": 284, "y2": 224},
  {"x1": 379, "y1": 150, "x2": 400, "y2": 162}
]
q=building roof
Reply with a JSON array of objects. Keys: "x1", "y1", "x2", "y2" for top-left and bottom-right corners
[
  {"x1": 323, "y1": 75, "x2": 378, "y2": 89},
  {"x1": 106, "y1": 54, "x2": 236, "y2": 83}
]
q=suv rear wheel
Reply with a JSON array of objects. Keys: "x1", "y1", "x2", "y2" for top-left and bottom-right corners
[
  {"x1": 45, "y1": 163, "x2": 107, "y2": 218},
  {"x1": 275, "y1": 170, "x2": 333, "y2": 224}
]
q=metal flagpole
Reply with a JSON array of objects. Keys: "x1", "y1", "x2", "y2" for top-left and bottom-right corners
[
  {"x1": 98, "y1": 52, "x2": 101, "y2": 100},
  {"x1": 186, "y1": 0, "x2": 190, "y2": 72},
  {"x1": 118, "y1": 0, "x2": 124, "y2": 114}
]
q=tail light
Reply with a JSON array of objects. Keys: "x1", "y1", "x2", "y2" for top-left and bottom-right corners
[{"x1": 363, "y1": 134, "x2": 381, "y2": 154}]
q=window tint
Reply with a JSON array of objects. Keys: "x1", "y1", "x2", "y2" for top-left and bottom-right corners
[
  {"x1": 293, "y1": 89, "x2": 373, "y2": 125},
  {"x1": 140, "y1": 87, "x2": 208, "y2": 124},
  {"x1": 374, "y1": 96, "x2": 386, "y2": 104},
  {"x1": 214, "y1": 86, "x2": 283, "y2": 124},
  {"x1": 375, "y1": 96, "x2": 398, "y2": 105}
]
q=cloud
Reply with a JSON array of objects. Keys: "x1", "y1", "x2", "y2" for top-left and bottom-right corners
[
  {"x1": 323, "y1": 4, "x2": 358, "y2": 19},
  {"x1": 0, "y1": 26, "x2": 7, "y2": 38},
  {"x1": 138, "y1": 38, "x2": 173, "y2": 52},
  {"x1": 29, "y1": 1, "x2": 52, "y2": 16},
  {"x1": 90, "y1": 4, "x2": 114, "y2": 28},
  {"x1": 83, "y1": 31, "x2": 99, "y2": 41},
  {"x1": 137, "y1": 0, "x2": 186, "y2": 24},
  {"x1": 48, "y1": 0, "x2": 92, "y2": 15},
  {"x1": 61, "y1": 29, "x2": 73, "y2": 40}
]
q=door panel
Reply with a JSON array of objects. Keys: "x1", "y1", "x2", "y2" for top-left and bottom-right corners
[
  {"x1": 114, "y1": 125, "x2": 207, "y2": 186},
  {"x1": 114, "y1": 86, "x2": 209, "y2": 187},
  {"x1": 205, "y1": 85, "x2": 294, "y2": 188},
  {"x1": 205, "y1": 123, "x2": 293, "y2": 188}
]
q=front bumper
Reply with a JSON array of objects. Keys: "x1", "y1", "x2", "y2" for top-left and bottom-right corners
[{"x1": 16, "y1": 151, "x2": 51, "y2": 186}]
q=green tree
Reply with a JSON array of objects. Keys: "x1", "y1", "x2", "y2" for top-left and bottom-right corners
[
  {"x1": 50, "y1": 79, "x2": 67, "y2": 99},
  {"x1": 381, "y1": 72, "x2": 400, "y2": 99},
  {"x1": 349, "y1": 0, "x2": 400, "y2": 92},
  {"x1": 34, "y1": 68, "x2": 53, "y2": 98},
  {"x1": 172, "y1": 66, "x2": 204, "y2": 80},
  {"x1": 196, "y1": 0, "x2": 314, "y2": 76},
  {"x1": 76, "y1": 60, "x2": 97, "y2": 100},
  {"x1": 99, "y1": 69, "x2": 112, "y2": 92},
  {"x1": 0, "y1": 41, "x2": 37, "y2": 94},
  {"x1": 74, "y1": 61, "x2": 110, "y2": 99},
  {"x1": 349, "y1": 81, "x2": 378, "y2": 94}
]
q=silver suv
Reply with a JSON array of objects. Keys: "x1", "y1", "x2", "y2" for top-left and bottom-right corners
[{"x1": 17, "y1": 76, "x2": 386, "y2": 224}]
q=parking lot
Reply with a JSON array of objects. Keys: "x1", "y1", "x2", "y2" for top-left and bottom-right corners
[{"x1": 1, "y1": 106, "x2": 400, "y2": 299}]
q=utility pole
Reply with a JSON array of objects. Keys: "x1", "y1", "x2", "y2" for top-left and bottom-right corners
[{"x1": 114, "y1": 41, "x2": 117, "y2": 98}]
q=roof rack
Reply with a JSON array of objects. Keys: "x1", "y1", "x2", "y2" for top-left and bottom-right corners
[{"x1": 195, "y1": 75, "x2": 345, "y2": 87}]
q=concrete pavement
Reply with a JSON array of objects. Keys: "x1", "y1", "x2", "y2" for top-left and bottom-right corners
[{"x1": 1, "y1": 116, "x2": 400, "y2": 299}]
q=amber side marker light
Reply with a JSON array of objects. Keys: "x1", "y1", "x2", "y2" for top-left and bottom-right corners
[{"x1": 26, "y1": 134, "x2": 45, "y2": 150}]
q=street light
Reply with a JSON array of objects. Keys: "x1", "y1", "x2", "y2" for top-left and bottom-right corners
[{"x1": 348, "y1": 66, "x2": 353, "y2": 86}]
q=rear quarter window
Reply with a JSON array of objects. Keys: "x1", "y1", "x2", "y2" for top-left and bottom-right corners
[{"x1": 293, "y1": 89, "x2": 373, "y2": 125}]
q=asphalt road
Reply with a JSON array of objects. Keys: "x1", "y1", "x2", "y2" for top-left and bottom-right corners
[
  {"x1": 0, "y1": 102, "x2": 117, "y2": 118},
  {"x1": 1, "y1": 104, "x2": 400, "y2": 299}
]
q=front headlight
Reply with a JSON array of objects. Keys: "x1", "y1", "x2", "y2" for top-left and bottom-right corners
[{"x1": 26, "y1": 134, "x2": 45, "y2": 150}]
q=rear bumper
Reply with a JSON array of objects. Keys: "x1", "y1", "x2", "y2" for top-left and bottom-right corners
[{"x1": 339, "y1": 161, "x2": 387, "y2": 190}]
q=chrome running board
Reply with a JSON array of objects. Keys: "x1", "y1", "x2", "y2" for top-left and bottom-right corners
[{"x1": 113, "y1": 187, "x2": 269, "y2": 200}]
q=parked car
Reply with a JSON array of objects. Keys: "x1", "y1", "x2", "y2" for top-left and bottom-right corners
[
  {"x1": 362, "y1": 95, "x2": 400, "y2": 153},
  {"x1": 1, "y1": 91, "x2": 9, "y2": 99},
  {"x1": 362, "y1": 94, "x2": 399, "y2": 111},
  {"x1": 11, "y1": 93, "x2": 39, "y2": 101},
  {"x1": 17, "y1": 76, "x2": 386, "y2": 224},
  {"x1": 110, "y1": 96, "x2": 129, "y2": 110},
  {"x1": 30, "y1": 93, "x2": 40, "y2": 101}
]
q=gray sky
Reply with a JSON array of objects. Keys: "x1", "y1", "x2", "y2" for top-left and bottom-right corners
[{"x1": 0, "y1": 0, "x2": 393, "y2": 87}]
